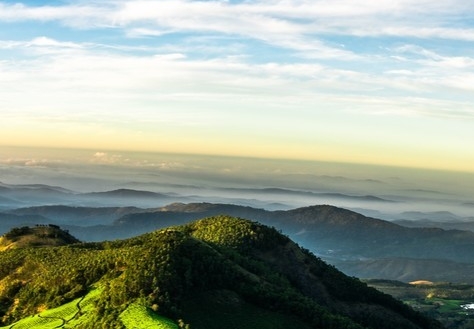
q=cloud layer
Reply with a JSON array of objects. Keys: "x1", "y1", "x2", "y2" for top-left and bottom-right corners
[{"x1": 1, "y1": 1, "x2": 474, "y2": 170}]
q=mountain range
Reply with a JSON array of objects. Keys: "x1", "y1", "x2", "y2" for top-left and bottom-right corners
[
  {"x1": 3, "y1": 200, "x2": 474, "y2": 283},
  {"x1": 0, "y1": 217, "x2": 442, "y2": 329},
  {"x1": 0, "y1": 181, "x2": 401, "y2": 211}
]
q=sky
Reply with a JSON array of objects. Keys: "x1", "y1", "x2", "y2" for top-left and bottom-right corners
[{"x1": 1, "y1": 0, "x2": 474, "y2": 172}]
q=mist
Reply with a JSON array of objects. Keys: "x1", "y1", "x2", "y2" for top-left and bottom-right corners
[{"x1": 1, "y1": 147, "x2": 474, "y2": 224}]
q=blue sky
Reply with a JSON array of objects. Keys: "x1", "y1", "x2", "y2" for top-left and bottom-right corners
[{"x1": 1, "y1": 0, "x2": 474, "y2": 171}]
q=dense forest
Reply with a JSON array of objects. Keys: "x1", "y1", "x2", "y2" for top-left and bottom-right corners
[{"x1": 0, "y1": 216, "x2": 444, "y2": 329}]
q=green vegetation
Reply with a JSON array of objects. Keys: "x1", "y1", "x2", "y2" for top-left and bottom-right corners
[
  {"x1": 0, "y1": 224, "x2": 80, "y2": 251},
  {"x1": 366, "y1": 280, "x2": 474, "y2": 329},
  {"x1": 0, "y1": 286, "x2": 101, "y2": 329},
  {"x1": 0, "y1": 217, "x2": 444, "y2": 329},
  {"x1": 181, "y1": 289, "x2": 314, "y2": 329},
  {"x1": 119, "y1": 303, "x2": 178, "y2": 329},
  {"x1": 0, "y1": 288, "x2": 178, "y2": 329}
]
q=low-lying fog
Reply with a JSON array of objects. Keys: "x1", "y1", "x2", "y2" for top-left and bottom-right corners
[{"x1": 1, "y1": 147, "x2": 474, "y2": 223}]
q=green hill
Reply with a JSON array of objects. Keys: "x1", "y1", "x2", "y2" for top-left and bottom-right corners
[
  {"x1": 0, "y1": 216, "x2": 443, "y2": 329},
  {"x1": 0, "y1": 225, "x2": 80, "y2": 251}
]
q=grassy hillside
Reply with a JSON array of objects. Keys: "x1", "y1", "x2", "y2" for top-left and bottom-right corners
[{"x1": 0, "y1": 216, "x2": 443, "y2": 329}]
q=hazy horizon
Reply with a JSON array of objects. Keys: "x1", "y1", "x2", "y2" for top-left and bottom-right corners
[{"x1": 2, "y1": 146, "x2": 474, "y2": 221}]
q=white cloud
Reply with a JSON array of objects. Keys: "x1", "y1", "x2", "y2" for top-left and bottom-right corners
[
  {"x1": 0, "y1": 2, "x2": 111, "y2": 26},
  {"x1": 90, "y1": 152, "x2": 125, "y2": 164},
  {"x1": 0, "y1": 1, "x2": 473, "y2": 135},
  {"x1": 1, "y1": 0, "x2": 472, "y2": 59},
  {"x1": 0, "y1": 157, "x2": 64, "y2": 168},
  {"x1": 28, "y1": 36, "x2": 82, "y2": 49},
  {"x1": 0, "y1": 34, "x2": 473, "y2": 126}
]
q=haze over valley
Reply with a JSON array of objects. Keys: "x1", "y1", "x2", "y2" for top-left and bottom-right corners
[
  {"x1": 3, "y1": 149, "x2": 474, "y2": 286},
  {"x1": 3, "y1": 148, "x2": 474, "y2": 216}
]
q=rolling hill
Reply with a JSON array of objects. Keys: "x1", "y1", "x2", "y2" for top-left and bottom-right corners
[
  {"x1": 6, "y1": 202, "x2": 474, "y2": 283},
  {"x1": 0, "y1": 217, "x2": 442, "y2": 329}
]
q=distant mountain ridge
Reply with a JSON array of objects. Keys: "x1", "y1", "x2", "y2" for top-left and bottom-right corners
[
  {"x1": 11, "y1": 205, "x2": 142, "y2": 225},
  {"x1": 4, "y1": 201, "x2": 474, "y2": 283},
  {"x1": 82, "y1": 188, "x2": 168, "y2": 198},
  {"x1": 0, "y1": 183, "x2": 176, "y2": 209},
  {"x1": 0, "y1": 181, "x2": 398, "y2": 212},
  {"x1": 117, "y1": 202, "x2": 474, "y2": 261},
  {"x1": 112, "y1": 203, "x2": 474, "y2": 283},
  {"x1": 219, "y1": 187, "x2": 396, "y2": 202},
  {"x1": 0, "y1": 181, "x2": 74, "y2": 194}
]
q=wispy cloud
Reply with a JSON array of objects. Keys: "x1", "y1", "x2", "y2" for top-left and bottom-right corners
[
  {"x1": 1, "y1": 1, "x2": 474, "y2": 169},
  {"x1": 1, "y1": 1, "x2": 473, "y2": 38},
  {"x1": 1, "y1": 1, "x2": 473, "y2": 65},
  {"x1": 0, "y1": 35, "x2": 473, "y2": 122}
]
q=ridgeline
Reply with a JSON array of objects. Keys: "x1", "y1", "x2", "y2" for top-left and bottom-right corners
[{"x1": 0, "y1": 216, "x2": 443, "y2": 329}]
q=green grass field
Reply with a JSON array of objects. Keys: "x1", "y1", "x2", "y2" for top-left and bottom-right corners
[
  {"x1": 425, "y1": 298, "x2": 466, "y2": 314},
  {"x1": 0, "y1": 287, "x2": 178, "y2": 329},
  {"x1": 0, "y1": 287, "x2": 101, "y2": 329},
  {"x1": 119, "y1": 303, "x2": 178, "y2": 329}
]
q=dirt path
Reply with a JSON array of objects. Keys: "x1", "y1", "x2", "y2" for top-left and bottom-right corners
[{"x1": 37, "y1": 314, "x2": 65, "y2": 328}]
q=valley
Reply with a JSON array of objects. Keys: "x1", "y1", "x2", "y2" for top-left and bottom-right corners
[{"x1": 365, "y1": 280, "x2": 474, "y2": 329}]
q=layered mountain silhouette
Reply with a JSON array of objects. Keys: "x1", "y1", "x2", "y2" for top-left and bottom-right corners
[
  {"x1": 4, "y1": 202, "x2": 474, "y2": 283},
  {"x1": 0, "y1": 217, "x2": 442, "y2": 329},
  {"x1": 113, "y1": 203, "x2": 474, "y2": 261}
]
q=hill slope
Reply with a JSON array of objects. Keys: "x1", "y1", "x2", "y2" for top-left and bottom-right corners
[
  {"x1": 0, "y1": 225, "x2": 80, "y2": 251},
  {"x1": 0, "y1": 216, "x2": 442, "y2": 329}
]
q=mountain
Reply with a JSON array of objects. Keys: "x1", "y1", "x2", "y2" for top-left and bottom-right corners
[
  {"x1": 0, "y1": 213, "x2": 51, "y2": 234},
  {"x1": 5, "y1": 202, "x2": 474, "y2": 283},
  {"x1": 0, "y1": 216, "x2": 442, "y2": 329},
  {"x1": 0, "y1": 183, "x2": 174, "y2": 209},
  {"x1": 82, "y1": 188, "x2": 168, "y2": 199},
  {"x1": 114, "y1": 203, "x2": 474, "y2": 263},
  {"x1": 105, "y1": 203, "x2": 474, "y2": 283},
  {"x1": 0, "y1": 224, "x2": 80, "y2": 250},
  {"x1": 0, "y1": 182, "x2": 74, "y2": 208},
  {"x1": 0, "y1": 182, "x2": 74, "y2": 194},
  {"x1": 393, "y1": 217, "x2": 474, "y2": 233},
  {"x1": 10, "y1": 205, "x2": 143, "y2": 226},
  {"x1": 219, "y1": 187, "x2": 396, "y2": 202}
]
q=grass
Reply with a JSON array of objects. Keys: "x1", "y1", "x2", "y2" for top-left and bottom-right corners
[
  {"x1": 0, "y1": 287, "x2": 178, "y2": 329},
  {"x1": 0, "y1": 315, "x2": 63, "y2": 329},
  {"x1": 425, "y1": 297, "x2": 466, "y2": 314},
  {"x1": 119, "y1": 303, "x2": 178, "y2": 329},
  {"x1": 0, "y1": 286, "x2": 102, "y2": 329}
]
